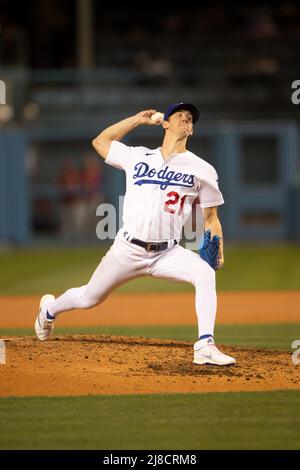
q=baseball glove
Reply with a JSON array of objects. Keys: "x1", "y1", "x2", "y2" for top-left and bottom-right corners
[{"x1": 199, "y1": 230, "x2": 220, "y2": 270}]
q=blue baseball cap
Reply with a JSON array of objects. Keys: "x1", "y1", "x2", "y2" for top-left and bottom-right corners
[{"x1": 164, "y1": 102, "x2": 200, "y2": 123}]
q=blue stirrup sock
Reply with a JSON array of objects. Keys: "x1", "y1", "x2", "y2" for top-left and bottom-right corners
[
  {"x1": 46, "y1": 310, "x2": 55, "y2": 321},
  {"x1": 199, "y1": 334, "x2": 213, "y2": 341}
]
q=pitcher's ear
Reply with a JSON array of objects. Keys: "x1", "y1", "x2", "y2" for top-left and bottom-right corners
[{"x1": 162, "y1": 120, "x2": 169, "y2": 130}]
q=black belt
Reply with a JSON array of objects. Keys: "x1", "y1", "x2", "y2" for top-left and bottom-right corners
[{"x1": 124, "y1": 232, "x2": 177, "y2": 253}]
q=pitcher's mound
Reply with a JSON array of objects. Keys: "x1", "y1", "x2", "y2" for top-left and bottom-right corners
[{"x1": 1, "y1": 335, "x2": 299, "y2": 396}]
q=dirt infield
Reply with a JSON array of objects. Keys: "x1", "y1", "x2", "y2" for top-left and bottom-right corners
[
  {"x1": 0, "y1": 291, "x2": 300, "y2": 328},
  {"x1": 1, "y1": 335, "x2": 299, "y2": 397},
  {"x1": 1, "y1": 291, "x2": 299, "y2": 397}
]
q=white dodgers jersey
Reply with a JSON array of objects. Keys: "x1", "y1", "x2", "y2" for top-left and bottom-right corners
[{"x1": 105, "y1": 141, "x2": 224, "y2": 241}]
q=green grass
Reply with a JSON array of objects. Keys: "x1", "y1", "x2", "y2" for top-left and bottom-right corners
[
  {"x1": 0, "y1": 244, "x2": 300, "y2": 295},
  {"x1": 0, "y1": 391, "x2": 299, "y2": 449},
  {"x1": 1, "y1": 323, "x2": 299, "y2": 350}
]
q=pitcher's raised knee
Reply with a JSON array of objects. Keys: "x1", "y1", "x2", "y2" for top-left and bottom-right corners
[{"x1": 193, "y1": 262, "x2": 216, "y2": 286}]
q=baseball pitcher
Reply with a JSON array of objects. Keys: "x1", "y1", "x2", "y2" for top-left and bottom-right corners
[{"x1": 35, "y1": 102, "x2": 235, "y2": 366}]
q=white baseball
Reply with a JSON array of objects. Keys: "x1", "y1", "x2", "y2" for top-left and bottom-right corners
[{"x1": 151, "y1": 112, "x2": 164, "y2": 121}]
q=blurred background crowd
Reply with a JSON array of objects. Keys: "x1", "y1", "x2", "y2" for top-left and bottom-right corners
[{"x1": 0, "y1": 0, "x2": 300, "y2": 244}]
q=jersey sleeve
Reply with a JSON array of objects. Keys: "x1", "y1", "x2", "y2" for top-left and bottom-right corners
[
  {"x1": 198, "y1": 167, "x2": 224, "y2": 208},
  {"x1": 105, "y1": 141, "x2": 132, "y2": 170}
]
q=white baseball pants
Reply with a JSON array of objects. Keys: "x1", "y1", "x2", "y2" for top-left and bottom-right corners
[{"x1": 47, "y1": 232, "x2": 217, "y2": 338}]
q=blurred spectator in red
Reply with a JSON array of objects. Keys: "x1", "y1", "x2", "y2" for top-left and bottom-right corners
[
  {"x1": 57, "y1": 159, "x2": 82, "y2": 238},
  {"x1": 79, "y1": 154, "x2": 104, "y2": 235}
]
